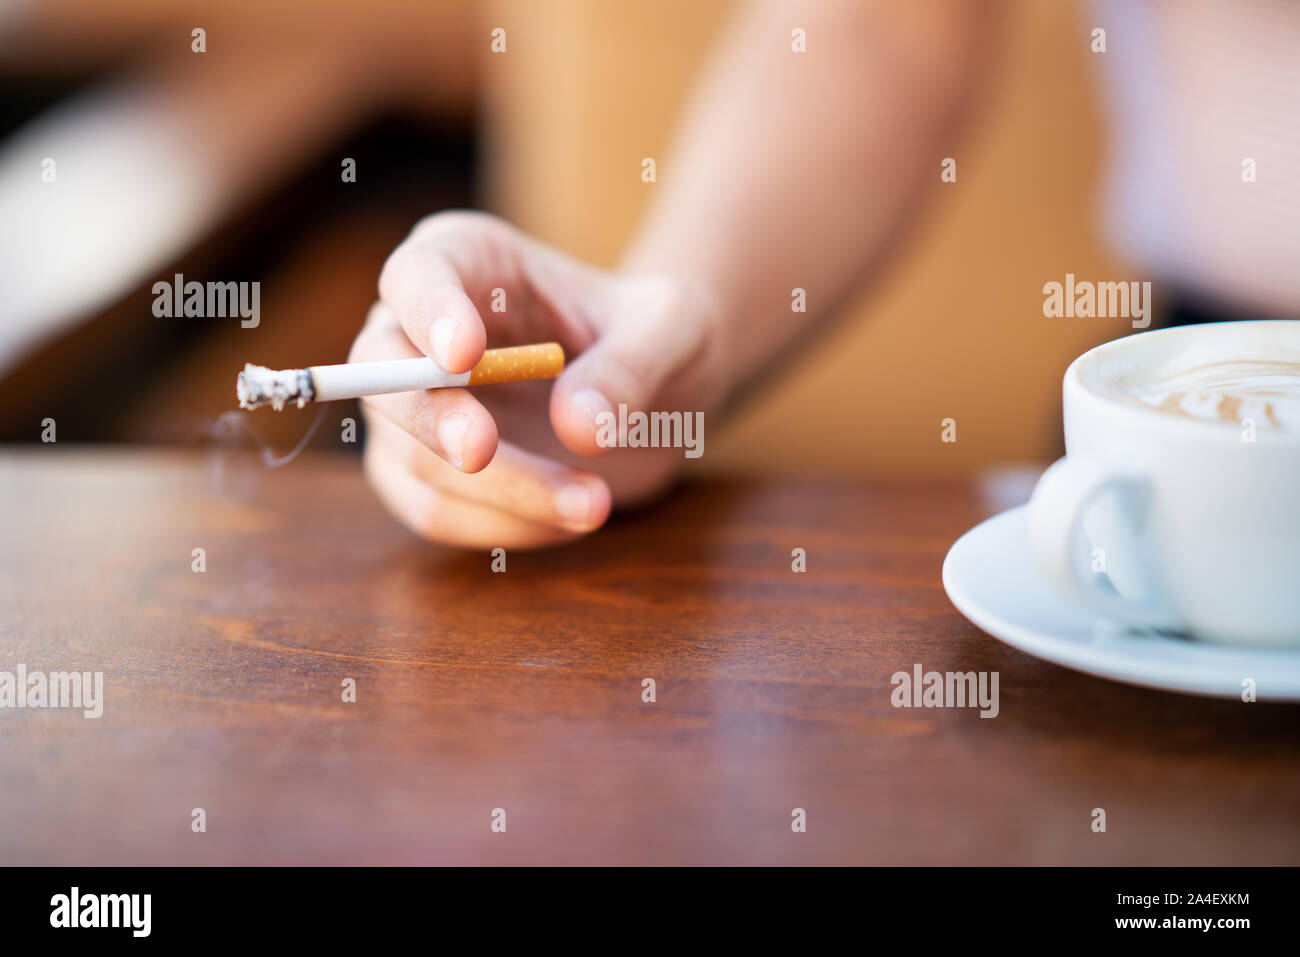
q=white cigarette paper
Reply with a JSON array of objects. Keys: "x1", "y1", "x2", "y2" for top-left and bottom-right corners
[{"x1": 312, "y1": 357, "x2": 471, "y2": 402}]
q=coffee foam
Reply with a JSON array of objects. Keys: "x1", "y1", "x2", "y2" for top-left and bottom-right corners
[{"x1": 1082, "y1": 322, "x2": 1300, "y2": 433}]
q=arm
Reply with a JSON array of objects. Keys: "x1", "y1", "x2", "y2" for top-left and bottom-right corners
[{"x1": 623, "y1": 0, "x2": 997, "y2": 400}]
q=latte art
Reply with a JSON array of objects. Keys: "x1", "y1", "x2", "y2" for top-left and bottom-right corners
[{"x1": 1116, "y1": 360, "x2": 1300, "y2": 433}]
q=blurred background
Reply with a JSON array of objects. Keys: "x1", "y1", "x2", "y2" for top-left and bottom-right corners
[{"x1": 0, "y1": 0, "x2": 1133, "y2": 476}]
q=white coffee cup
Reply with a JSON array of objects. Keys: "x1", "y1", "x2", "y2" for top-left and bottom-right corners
[{"x1": 1028, "y1": 320, "x2": 1300, "y2": 646}]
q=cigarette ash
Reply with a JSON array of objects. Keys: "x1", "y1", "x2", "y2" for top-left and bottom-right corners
[{"x1": 236, "y1": 364, "x2": 314, "y2": 411}]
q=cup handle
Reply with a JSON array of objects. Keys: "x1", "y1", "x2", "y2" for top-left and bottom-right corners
[{"x1": 1027, "y1": 457, "x2": 1184, "y2": 630}]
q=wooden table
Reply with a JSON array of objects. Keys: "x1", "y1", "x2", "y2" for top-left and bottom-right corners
[{"x1": 1, "y1": 450, "x2": 1296, "y2": 865}]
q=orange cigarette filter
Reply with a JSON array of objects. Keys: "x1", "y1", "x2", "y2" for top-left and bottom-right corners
[{"x1": 468, "y1": 342, "x2": 565, "y2": 385}]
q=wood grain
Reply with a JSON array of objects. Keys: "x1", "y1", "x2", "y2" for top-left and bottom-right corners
[{"x1": 0, "y1": 450, "x2": 1296, "y2": 865}]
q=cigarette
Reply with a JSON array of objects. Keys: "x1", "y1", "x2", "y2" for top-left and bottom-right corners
[{"x1": 236, "y1": 342, "x2": 565, "y2": 411}]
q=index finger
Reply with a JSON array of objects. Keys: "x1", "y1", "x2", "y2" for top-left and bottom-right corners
[{"x1": 377, "y1": 219, "x2": 492, "y2": 374}]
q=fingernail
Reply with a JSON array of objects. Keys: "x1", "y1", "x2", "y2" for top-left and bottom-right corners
[
  {"x1": 431, "y1": 315, "x2": 460, "y2": 368},
  {"x1": 438, "y1": 412, "x2": 470, "y2": 467},
  {"x1": 571, "y1": 388, "x2": 614, "y2": 425},
  {"x1": 555, "y1": 483, "x2": 591, "y2": 524}
]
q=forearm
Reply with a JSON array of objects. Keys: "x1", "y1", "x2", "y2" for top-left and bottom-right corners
[{"x1": 621, "y1": 0, "x2": 996, "y2": 400}]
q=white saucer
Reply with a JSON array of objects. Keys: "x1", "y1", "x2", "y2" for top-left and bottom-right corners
[{"x1": 942, "y1": 506, "x2": 1300, "y2": 700}]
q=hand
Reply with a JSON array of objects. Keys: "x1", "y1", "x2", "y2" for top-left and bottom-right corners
[{"x1": 349, "y1": 211, "x2": 725, "y2": 549}]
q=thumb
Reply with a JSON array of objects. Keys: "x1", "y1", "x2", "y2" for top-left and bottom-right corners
[{"x1": 550, "y1": 278, "x2": 713, "y2": 457}]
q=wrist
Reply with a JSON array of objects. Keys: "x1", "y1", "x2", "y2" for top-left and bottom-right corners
[{"x1": 612, "y1": 264, "x2": 736, "y2": 415}]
